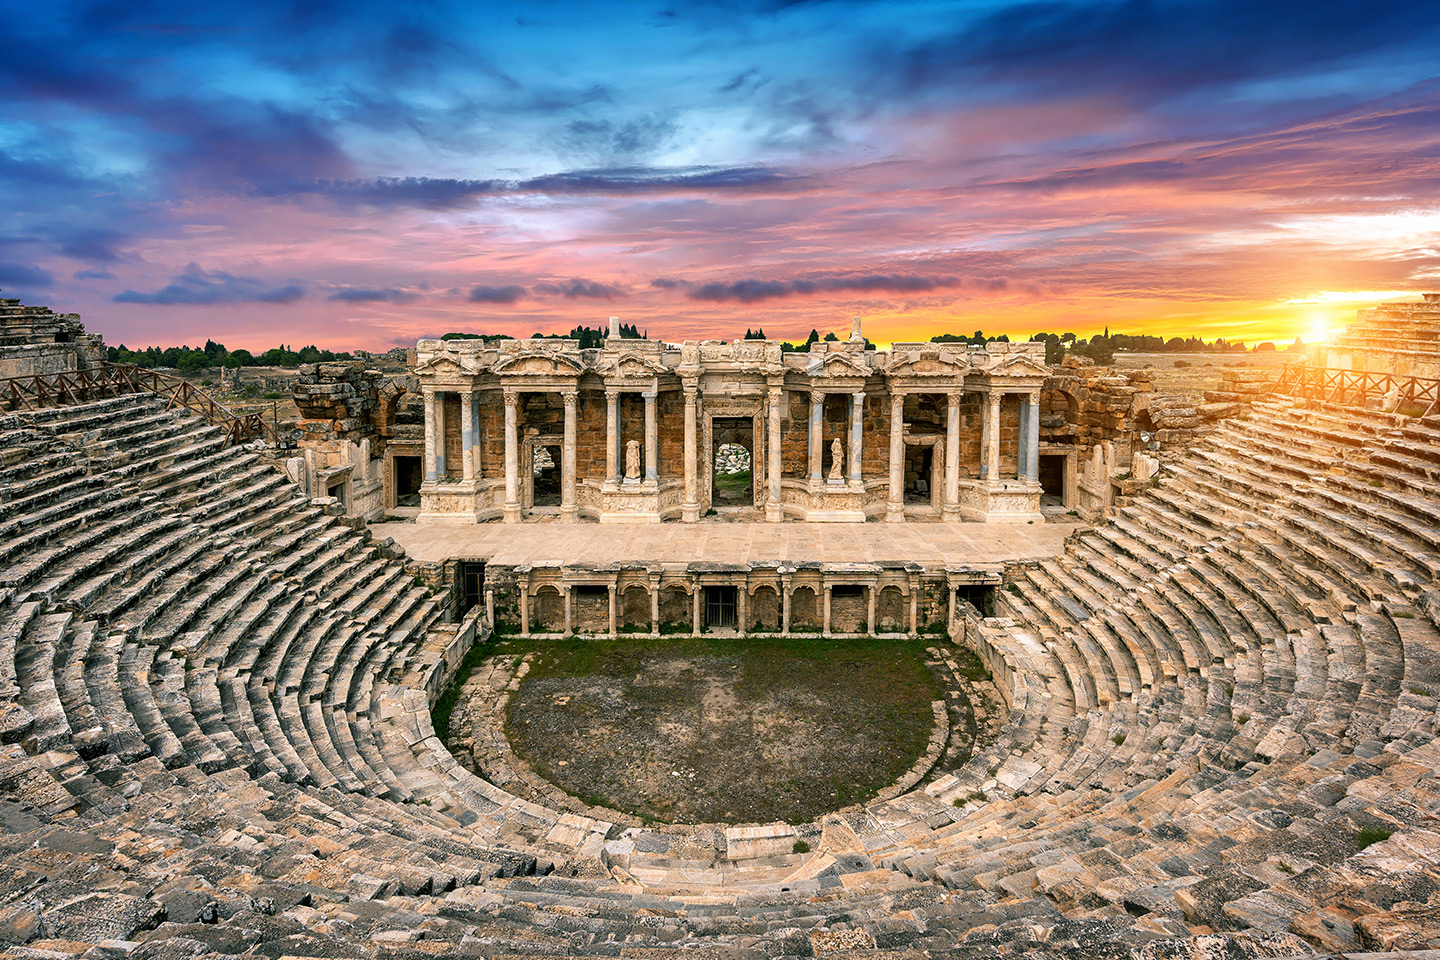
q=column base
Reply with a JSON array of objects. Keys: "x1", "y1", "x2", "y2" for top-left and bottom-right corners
[
  {"x1": 560, "y1": 504, "x2": 578, "y2": 522},
  {"x1": 885, "y1": 501, "x2": 906, "y2": 523},
  {"x1": 765, "y1": 501, "x2": 785, "y2": 522},
  {"x1": 503, "y1": 502, "x2": 522, "y2": 523},
  {"x1": 941, "y1": 503, "x2": 963, "y2": 521},
  {"x1": 681, "y1": 502, "x2": 701, "y2": 522}
]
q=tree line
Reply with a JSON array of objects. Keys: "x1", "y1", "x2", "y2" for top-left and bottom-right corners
[{"x1": 107, "y1": 340, "x2": 355, "y2": 373}]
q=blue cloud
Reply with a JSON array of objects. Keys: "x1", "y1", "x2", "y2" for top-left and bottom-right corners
[
  {"x1": 328, "y1": 286, "x2": 419, "y2": 303},
  {"x1": 468, "y1": 285, "x2": 527, "y2": 304},
  {"x1": 534, "y1": 278, "x2": 626, "y2": 300},
  {"x1": 74, "y1": 268, "x2": 118, "y2": 280},
  {"x1": 0, "y1": 262, "x2": 53, "y2": 288},
  {"x1": 115, "y1": 263, "x2": 305, "y2": 305}
]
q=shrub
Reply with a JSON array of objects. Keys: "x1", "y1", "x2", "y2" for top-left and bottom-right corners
[
  {"x1": 792, "y1": 840, "x2": 810, "y2": 854},
  {"x1": 1356, "y1": 826, "x2": 1393, "y2": 849},
  {"x1": 1111, "y1": 733, "x2": 1126, "y2": 746}
]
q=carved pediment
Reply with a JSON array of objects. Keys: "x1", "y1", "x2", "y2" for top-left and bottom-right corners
[
  {"x1": 492, "y1": 351, "x2": 586, "y2": 375},
  {"x1": 414, "y1": 353, "x2": 484, "y2": 376},
  {"x1": 983, "y1": 353, "x2": 1051, "y2": 378},
  {"x1": 598, "y1": 352, "x2": 668, "y2": 377},
  {"x1": 883, "y1": 352, "x2": 969, "y2": 378},
  {"x1": 807, "y1": 352, "x2": 869, "y2": 378}
]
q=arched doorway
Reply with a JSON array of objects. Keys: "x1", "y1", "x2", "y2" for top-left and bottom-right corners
[{"x1": 710, "y1": 422, "x2": 754, "y2": 510}]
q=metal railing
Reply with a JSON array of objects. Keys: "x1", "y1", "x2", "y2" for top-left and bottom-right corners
[
  {"x1": 0, "y1": 363, "x2": 277, "y2": 446},
  {"x1": 1272, "y1": 362, "x2": 1440, "y2": 414}
]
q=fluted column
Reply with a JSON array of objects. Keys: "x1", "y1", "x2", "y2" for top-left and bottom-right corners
[
  {"x1": 1025, "y1": 393, "x2": 1041, "y2": 481},
  {"x1": 682, "y1": 382, "x2": 699, "y2": 521},
  {"x1": 561, "y1": 390, "x2": 578, "y2": 521},
  {"x1": 605, "y1": 389, "x2": 619, "y2": 483},
  {"x1": 433, "y1": 391, "x2": 446, "y2": 479},
  {"x1": 886, "y1": 391, "x2": 905, "y2": 522},
  {"x1": 944, "y1": 391, "x2": 961, "y2": 518},
  {"x1": 422, "y1": 389, "x2": 438, "y2": 482},
  {"x1": 984, "y1": 393, "x2": 1001, "y2": 481},
  {"x1": 849, "y1": 392, "x2": 864, "y2": 483},
  {"x1": 765, "y1": 385, "x2": 783, "y2": 522},
  {"x1": 808, "y1": 391, "x2": 823, "y2": 481},
  {"x1": 460, "y1": 391, "x2": 475, "y2": 483},
  {"x1": 643, "y1": 390, "x2": 658, "y2": 481},
  {"x1": 503, "y1": 389, "x2": 520, "y2": 522}
]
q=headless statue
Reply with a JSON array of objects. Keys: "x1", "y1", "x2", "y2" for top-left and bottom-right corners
[
  {"x1": 829, "y1": 437, "x2": 845, "y2": 481},
  {"x1": 625, "y1": 439, "x2": 641, "y2": 481}
]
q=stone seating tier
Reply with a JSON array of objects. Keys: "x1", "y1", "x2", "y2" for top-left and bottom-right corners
[{"x1": 0, "y1": 393, "x2": 1437, "y2": 956}]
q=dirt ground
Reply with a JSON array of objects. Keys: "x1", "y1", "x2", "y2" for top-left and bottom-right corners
[
  {"x1": 1111, "y1": 349, "x2": 1296, "y2": 397},
  {"x1": 495, "y1": 636, "x2": 952, "y2": 825}
]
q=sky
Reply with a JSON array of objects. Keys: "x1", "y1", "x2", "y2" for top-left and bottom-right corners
[{"x1": 2, "y1": 0, "x2": 1440, "y2": 352}]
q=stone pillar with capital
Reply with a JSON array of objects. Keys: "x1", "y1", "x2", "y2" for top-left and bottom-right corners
[
  {"x1": 1025, "y1": 392, "x2": 1041, "y2": 481},
  {"x1": 944, "y1": 392, "x2": 961, "y2": 518},
  {"x1": 460, "y1": 391, "x2": 475, "y2": 483},
  {"x1": 643, "y1": 390, "x2": 658, "y2": 481},
  {"x1": 649, "y1": 576, "x2": 661, "y2": 635},
  {"x1": 608, "y1": 582, "x2": 617, "y2": 638},
  {"x1": 692, "y1": 587, "x2": 702, "y2": 634},
  {"x1": 808, "y1": 391, "x2": 823, "y2": 482},
  {"x1": 866, "y1": 585, "x2": 876, "y2": 635},
  {"x1": 422, "y1": 389, "x2": 437, "y2": 482},
  {"x1": 471, "y1": 391, "x2": 483, "y2": 479},
  {"x1": 781, "y1": 577, "x2": 792, "y2": 634},
  {"x1": 605, "y1": 389, "x2": 619, "y2": 484},
  {"x1": 886, "y1": 391, "x2": 905, "y2": 522},
  {"x1": 433, "y1": 390, "x2": 446, "y2": 479},
  {"x1": 765, "y1": 385, "x2": 783, "y2": 522},
  {"x1": 519, "y1": 584, "x2": 530, "y2": 635},
  {"x1": 984, "y1": 393, "x2": 1001, "y2": 481},
  {"x1": 738, "y1": 588, "x2": 748, "y2": 635},
  {"x1": 822, "y1": 583, "x2": 833, "y2": 636},
  {"x1": 563, "y1": 586, "x2": 573, "y2": 636},
  {"x1": 682, "y1": 382, "x2": 700, "y2": 521},
  {"x1": 561, "y1": 390, "x2": 578, "y2": 521},
  {"x1": 908, "y1": 576, "x2": 919, "y2": 636},
  {"x1": 848, "y1": 391, "x2": 864, "y2": 483},
  {"x1": 502, "y1": 389, "x2": 521, "y2": 522}
]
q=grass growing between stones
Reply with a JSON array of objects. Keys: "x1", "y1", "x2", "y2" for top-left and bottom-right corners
[{"x1": 493, "y1": 634, "x2": 942, "y2": 825}]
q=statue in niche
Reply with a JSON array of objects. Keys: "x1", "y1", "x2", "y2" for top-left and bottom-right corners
[
  {"x1": 625, "y1": 439, "x2": 641, "y2": 481},
  {"x1": 829, "y1": 437, "x2": 845, "y2": 482}
]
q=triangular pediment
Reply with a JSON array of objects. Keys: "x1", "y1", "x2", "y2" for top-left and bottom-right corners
[
  {"x1": 984, "y1": 353, "x2": 1050, "y2": 377},
  {"x1": 883, "y1": 352, "x2": 969, "y2": 377},
  {"x1": 414, "y1": 354, "x2": 481, "y2": 376},
  {"x1": 808, "y1": 353, "x2": 869, "y2": 378},
  {"x1": 492, "y1": 351, "x2": 586, "y2": 375}
]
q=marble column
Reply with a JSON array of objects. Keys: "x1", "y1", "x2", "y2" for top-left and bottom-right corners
[
  {"x1": 563, "y1": 586, "x2": 573, "y2": 636},
  {"x1": 808, "y1": 391, "x2": 824, "y2": 481},
  {"x1": 519, "y1": 586, "x2": 529, "y2": 636},
  {"x1": 1017, "y1": 398, "x2": 1030, "y2": 479},
  {"x1": 886, "y1": 391, "x2": 905, "y2": 522},
  {"x1": 944, "y1": 392, "x2": 961, "y2": 517},
  {"x1": 561, "y1": 390, "x2": 578, "y2": 521},
  {"x1": 649, "y1": 577, "x2": 660, "y2": 635},
  {"x1": 643, "y1": 390, "x2": 658, "y2": 481},
  {"x1": 947, "y1": 585, "x2": 956, "y2": 633},
  {"x1": 692, "y1": 587, "x2": 703, "y2": 634},
  {"x1": 608, "y1": 584, "x2": 617, "y2": 638},
  {"x1": 605, "y1": 389, "x2": 619, "y2": 484},
  {"x1": 781, "y1": 578, "x2": 792, "y2": 635},
  {"x1": 503, "y1": 389, "x2": 520, "y2": 522},
  {"x1": 470, "y1": 391, "x2": 483, "y2": 479},
  {"x1": 738, "y1": 588, "x2": 748, "y2": 635},
  {"x1": 433, "y1": 390, "x2": 446, "y2": 479},
  {"x1": 682, "y1": 383, "x2": 700, "y2": 521},
  {"x1": 1025, "y1": 393, "x2": 1041, "y2": 481},
  {"x1": 866, "y1": 586, "x2": 876, "y2": 635},
  {"x1": 822, "y1": 584, "x2": 832, "y2": 636},
  {"x1": 765, "y1": 385, "x2": 783, "y2": 522},
  {"x1": 983, "y1": 393, "x2": 1001, "y2": 481},
  {"x1": 460, "y1": 391, "x2": 475, "y2": 483},
  {"x1": 849, "y1": 392, "x2": 864, "y2": 483},
  {"x1": 422, "y1": 390, "x2": 437, "y2": 482},
  {"x1": 908, "y1": 580, "x2": 918, "y2": 637}
]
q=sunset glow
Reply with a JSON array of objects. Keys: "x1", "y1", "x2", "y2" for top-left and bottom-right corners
[{"x1": 3, "y1": 1, "x2": 1439, "y2": 351}]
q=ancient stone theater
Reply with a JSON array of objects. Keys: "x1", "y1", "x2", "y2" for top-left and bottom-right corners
[{"x1": 0, "y1": 290, "x2": 1438, "y2": 958}]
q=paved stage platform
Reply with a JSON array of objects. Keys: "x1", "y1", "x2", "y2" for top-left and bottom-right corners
[{"x1": 369, "y1": 519, "x2": 1082, "y2": 571}]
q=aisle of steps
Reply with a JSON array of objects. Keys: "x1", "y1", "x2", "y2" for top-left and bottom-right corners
[{"x1": 1, "y1": 391, "x2": 1438, "y2": 957}]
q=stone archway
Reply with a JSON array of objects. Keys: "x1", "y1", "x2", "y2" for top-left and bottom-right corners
[
  {"x1": 789, "y1": 585, "x2": 819, "y2": 632},
  {"x1": 531, "y1": 586, "x2": 563, "y2": 633},
  {"x1": 620, "y1": 585, "x2": 651, "y2": 632},
  {"x1": 876, "y1": 585, "x2": 906, "y2": 633},
  {"x1": 750, "y1": 585, "x2": 780, "y2": 633}
]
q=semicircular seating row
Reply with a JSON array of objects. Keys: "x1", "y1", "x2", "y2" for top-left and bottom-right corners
[{"x1": 0, "y1": 392, "x2": 1436, "y2": 957}]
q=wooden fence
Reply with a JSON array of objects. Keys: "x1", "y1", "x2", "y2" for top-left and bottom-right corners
[{"x1": 1272, "y1": 363, "x2": 1440, "y2": 414}]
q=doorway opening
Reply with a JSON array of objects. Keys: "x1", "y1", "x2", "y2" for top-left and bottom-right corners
[
  {"x1": 393, "y1": 456, "x2": 421, "y2": 506},
  {"x1": 904, "y1": 446, "x2": 935, "y2": 505},
  {"x1": 1039, "y1": 454, "x2": 1067, "y2": 506},
  {"x1": 705, "y1": 585, "x2": 737, "y2": 629},
  {"x1": 711, "y1": 418, "x2": 754, "y2": 509},
  {"x1": 956, "y1": 584, "x2": 995, "y2": 618},
  {"x1": 458, "y1": 561, "x2": 485, "y2": 616},
  {"x1": 531, "y1": 445, "x2": 561, "y2": 506}
]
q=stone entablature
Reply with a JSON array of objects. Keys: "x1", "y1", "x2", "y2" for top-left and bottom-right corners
[
  {"x1": 412, "y1": 318, "x2": 1047, "y2": 524},
  {"x1": 484, "y1": 559, "x2": 995, "y2": 638}
]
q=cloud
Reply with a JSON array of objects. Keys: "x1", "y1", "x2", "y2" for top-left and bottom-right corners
[
  {"x1": 467, "y1": 284, "x2": 526, "y2": 304},
  {"x1": 650, "y1": 277, "x2": 689, "y2": 288},
  {"x1": 114, "y1": 263, "x2": 305, "y2": 305},
  {"x1": 687, "y1": 274, "x2": 994, "y2": 303},
  {"x1": 0, "y1": 262, "x2": 53, "y2": 288},
  {"x1": 534, "y1": 277, "x2": 626, "y2": 300},
  {"x1": 51, "y1": 226, "x2": 129, "y2": 263},
  {"x1": 302, "y1": 165, "x2": 804, "y2": 210},
  {"x1": 327, "y1": 286, "x2": 419, "y2": 303},
  {"x1": 74, "y1": 268, "x2": 117, "y2": 280}
]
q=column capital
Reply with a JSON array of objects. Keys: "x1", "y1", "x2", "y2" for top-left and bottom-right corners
[
  {"x1": 641, "y1": 390, "x2": 657, "y2": 401},
  {"x1": 683, "y1": 380, "x2": 699, "y2": 400},
  {"x1": 809, "y1": 389, "x2": 825, "y2": 405},
  {"x1": 890, "y1": 391, "x2": 905, "y2": 409},
  {"x1": 605, "y1": 387, "x2": 621, "y2": 402},
  {"x1": 503, "y1": 388, "x2": 519, "y2": 407},
  {"x1": 561, "y1": 390, "x2": 578, "y2": 408},
  {"x1": 851, "y1": 390, "x2": 865, "y2": 404}
]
